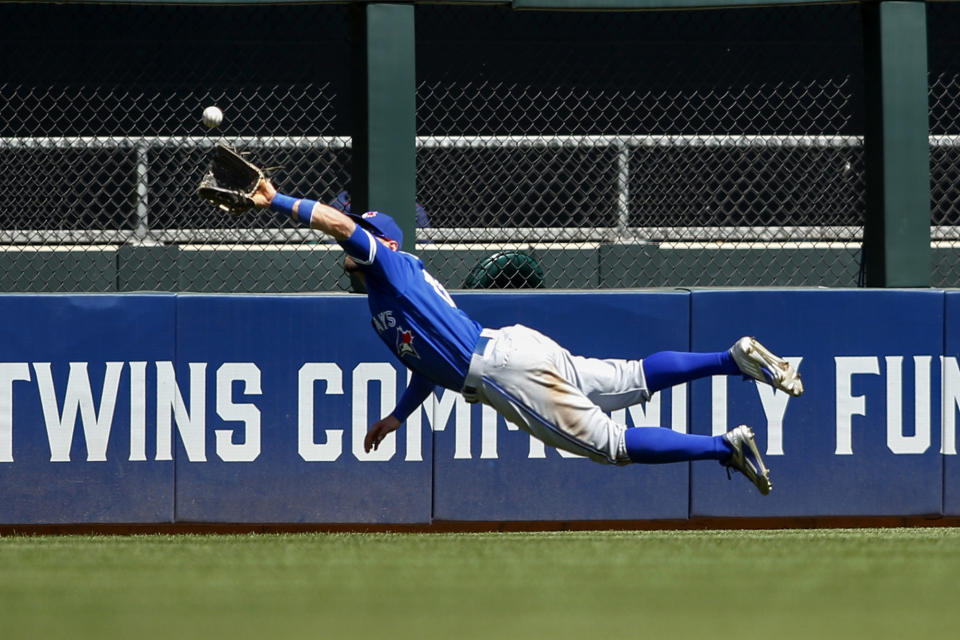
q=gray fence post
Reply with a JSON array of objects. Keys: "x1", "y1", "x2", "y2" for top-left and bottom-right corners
[
  {"x1": 862, "y1": 0, "x2": 931, "y2": 287},
  {"x1": 351, "y1": 3, "x2": 417, "y2": 246}
]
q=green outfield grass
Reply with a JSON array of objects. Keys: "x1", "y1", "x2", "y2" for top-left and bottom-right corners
[{"x1": 1, "y1": 528, "x2": 958, "y2": 639}]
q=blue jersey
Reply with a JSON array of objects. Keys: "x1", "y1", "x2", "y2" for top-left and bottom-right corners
[{"x1": 340, "y1": 225, "x2": 482, "y2": 392}]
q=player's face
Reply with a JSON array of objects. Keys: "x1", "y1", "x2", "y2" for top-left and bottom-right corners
[
  {"x1": 343, "y1": 256, "x2": 366, "y2": 293},
  {"x1": 377, "y1": 236, "x2": 400, "y2": 252}
]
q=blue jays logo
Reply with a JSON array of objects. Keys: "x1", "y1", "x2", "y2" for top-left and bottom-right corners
[{"x1": 396, "y1": 326, "x2": 420, "y2": 359}]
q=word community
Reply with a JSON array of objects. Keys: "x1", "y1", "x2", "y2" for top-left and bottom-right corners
[{"x1": 2, "y1": 356, "x2": 960, "y2": 463}]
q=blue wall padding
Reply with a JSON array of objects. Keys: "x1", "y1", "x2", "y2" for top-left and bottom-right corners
[
  {"x1": 690, "y1": 289, "x2": 944, "y2": 517},
  {"x1": 0, "y1": 290, "x2": 954, "y2": 524},
  {"x1": 0, "y1": 295, "x2": 177, "y2": 523}
]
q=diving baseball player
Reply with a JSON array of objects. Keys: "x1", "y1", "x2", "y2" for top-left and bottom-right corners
[{"x1": 248, "y1": 180, "x2": 803, "y2": 495}]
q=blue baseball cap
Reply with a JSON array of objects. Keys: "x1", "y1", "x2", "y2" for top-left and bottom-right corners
[{"x1": 347, "y1": 211, "x2": 404, "y2": 250}]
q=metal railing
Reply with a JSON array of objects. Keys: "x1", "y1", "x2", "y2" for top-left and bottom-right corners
[{"x1": 0, "y1": 133, "x2": 886, "y2": 246}]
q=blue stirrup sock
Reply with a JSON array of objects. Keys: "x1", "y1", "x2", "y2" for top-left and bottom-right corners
[
  {"x1": 624, "y1": 427, "x2": 732, "y2": 464},
  {"x1": 643, "y1": 350, "x2": 740, "y2": 393}
]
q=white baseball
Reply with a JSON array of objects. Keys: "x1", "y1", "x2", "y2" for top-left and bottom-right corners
[{"x1": 202, "y1": 106, "x2": 223, "y2": 129}]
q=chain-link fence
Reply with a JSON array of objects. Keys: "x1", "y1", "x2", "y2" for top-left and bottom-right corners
[
  {"x1": 0, "y1": 4, "x2": 354, "y2": 292},
  {"x1": 930, "y1": 1, "x2": 960, "y2": 287},
  {"x1": 0, "y1": 2, "x2": 892, "y2": 292},
  {"x1": 415, "y1": 4, "x2": 866, "y2": 289}
]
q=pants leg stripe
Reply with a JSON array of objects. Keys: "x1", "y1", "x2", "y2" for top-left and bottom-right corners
[{"x1": 481, "y1": 375, "x2": 614, "y2": 464}]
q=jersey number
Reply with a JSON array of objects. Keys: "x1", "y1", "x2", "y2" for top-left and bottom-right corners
[{"x1": 423, "y1": 271, "x2": 456, "y2": 308}]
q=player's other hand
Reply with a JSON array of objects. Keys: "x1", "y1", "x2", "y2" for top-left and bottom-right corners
[
  {"x1": 251, "y1": 178, "x2": 277, "y2": 209},
  {"x1": 365, "y1": 415, "x2": 402, "y2": 453}
]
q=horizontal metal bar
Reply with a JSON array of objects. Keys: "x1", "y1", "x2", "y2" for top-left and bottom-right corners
[
  {"x1": 929, "y1": 135, "x2": 960, "y2": 148},
  {"x1": 417, "y1": 134, "x2": 865, "y2": 148},
  {"x1": 5, "y1": 134, "x2": 960, "y2": 151},
  {"x1": 0, "y1": 228, "x2": 320, "y2": 245},
  {"x1": 418, "y1": 225, "x2": 868, "y2": 242},
  {"x1": 0, "y1": 136, "x2": 352, "y2": 150},
  {"x1": 513, "y1": 0, "x2": 847, "y2": 9},
  {"x1": 0, "y1": 134, "x2": 874, "y2": 150},
  {"x1": 0, "y1": 225, "x2": 877, "y2": 246}
]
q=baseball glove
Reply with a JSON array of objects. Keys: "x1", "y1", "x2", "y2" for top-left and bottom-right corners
[{"x1": 196, "y1": 143, "x2": 267, "y2": 214}]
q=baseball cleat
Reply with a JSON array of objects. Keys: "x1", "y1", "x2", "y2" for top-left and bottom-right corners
[
  {"x1": 730, "y1": 336, "x2": 803, "y2": 397},
  {"x1": 722, "y1": 425, "x2": 772, "y2": 495}
]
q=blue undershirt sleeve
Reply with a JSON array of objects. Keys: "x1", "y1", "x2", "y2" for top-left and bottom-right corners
[
  {"x1": 392, "y1": 372, "x2": 436, "y2": 423},
  {"x1": 339, "y1": 225, "x2": 377, "y2": 266},
  {"x1": 338, "y1": 224, "x2": 408, "y2": 286}
]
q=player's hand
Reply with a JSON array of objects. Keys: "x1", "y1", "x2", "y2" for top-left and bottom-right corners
[
  {"x1": 364, "y1": 415, "x2": 402, "y2": 453},
  {"x1": 250, "y1": 178, "x2": 277, "y2": 209}
]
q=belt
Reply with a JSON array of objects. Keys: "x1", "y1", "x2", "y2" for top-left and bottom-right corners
[
  {"x1": 473, "y1": 335, "x2": 491, "y2": 357},
  {"x1": 462, "y1": 330, "x2": 495, "y2": 401}
]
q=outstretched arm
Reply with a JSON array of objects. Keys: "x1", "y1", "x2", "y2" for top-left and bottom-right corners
[
  {"x1": 364, "y1": 373, "x2": 436, "y2": 453},
  {"x1": 364, "y1": 415, "x2": 401, "y2": 453},
  {"x1": 252, "y1": 179, "x2": 356, "y2": 241}
]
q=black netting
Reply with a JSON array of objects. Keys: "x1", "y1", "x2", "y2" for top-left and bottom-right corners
[
  {"x1": 0, "y1": 3, "x2": 353, "y2": 291},
  {"x1": 0, "y1": 3, "x2": 882, "y2": 291},
  {"x1": 930, "y1": 1, "x2": 960, "y2": 287},
  {"x1": 416, "y1": 4, "x2": 865, "y2": 288}
]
